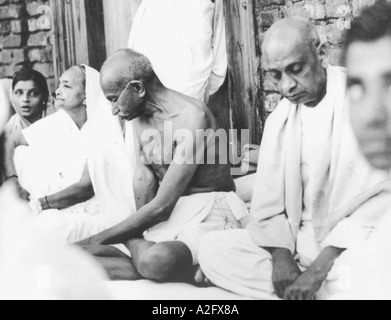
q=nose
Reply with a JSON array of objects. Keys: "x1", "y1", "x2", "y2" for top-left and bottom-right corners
[
  {"x1": 364, "y1": 86, "x2": 390, "y2": 128},
  {"x1": 280, "y1": 73, "x2": 297, "y2": 95},
  {"x1": 55, "y1": 87, "x2": 62, "y2": 97},
  {"x1": 22, "y1": 92, "x2": 30, "y2": 102},
  {"x1": 112, "y1": 105, "x2": 120, "y2": 116}
]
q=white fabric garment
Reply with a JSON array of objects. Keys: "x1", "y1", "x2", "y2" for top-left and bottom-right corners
[
  {"x1": 199, "y1": 66, "x2": 391, "y2": 300},
  {"x1": 84, "y1": 104, "x2": 137, "y2": 229},
  {"x1": 0, "y1": 183, "x2": 111, "y2": 300},
  {"x1": 14, "y1": 66, "x2": 107, "y2": 243},
  {"x1": 246, "y1": 66, "x2": 391, "y2": 253},
  {"x1": 5, "y1": 113, "x2": 30, "y2": 137},
  {"x1": 114, "y1": 192, "x2": 249, "y2": 265},
  {"x1": 298, "y1": 102, "x2": 334, "y2": 267},
  {"x1": 322, "y1": 208, "x2": 391, "y2": 300},
  {"x1": 128, "y1": 0, "x2": 227, "y2": 102}
]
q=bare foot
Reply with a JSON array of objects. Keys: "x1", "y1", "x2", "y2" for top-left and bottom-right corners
[{"x1": 194, "y1": 267, "x2": 213, "y2": 288}]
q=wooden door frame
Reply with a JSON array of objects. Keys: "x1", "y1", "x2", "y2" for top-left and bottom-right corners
[
  {"x1": 50, "y1": 0, "x2": 106, "y2": 85},
  {"x1": 223, "y1": 0, "x2": 263, "y2": 145}
]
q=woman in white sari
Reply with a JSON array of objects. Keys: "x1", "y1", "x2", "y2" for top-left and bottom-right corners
[
  {"x1": 4, "y1": 65, "x2": 107, "y2": 243},
  {"x1": 1, "y1": 70, "x2": 48, "y2": 184}
]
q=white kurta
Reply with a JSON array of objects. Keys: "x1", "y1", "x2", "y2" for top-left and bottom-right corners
[{"x1": 128, "y1": 0, "x2": 227, "y2": 102}]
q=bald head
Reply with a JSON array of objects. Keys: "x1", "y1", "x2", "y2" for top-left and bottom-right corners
[
  {"x1": 262, "y1": 17, "x2": 327, "y2": 107},
  {"x1": 100, "y1": 49, "x2": 156, "y2": 90},
  {"x1": 263, "y1": 17, "x2": 321, "y2": 57}
]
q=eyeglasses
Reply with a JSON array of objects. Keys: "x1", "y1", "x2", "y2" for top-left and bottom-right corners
[{"x1": 113, "y1": 81, "x2": 135, "y2": 110}]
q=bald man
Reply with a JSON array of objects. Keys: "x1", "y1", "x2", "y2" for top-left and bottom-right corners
[
  {"x1": 198, "y1": 17, "x2": 391, "y2": 300},
  {"x1": 78, "y1": 49, "x2": 248, "y2": 283}
]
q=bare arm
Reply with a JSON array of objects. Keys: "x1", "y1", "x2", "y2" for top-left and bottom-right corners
[
  {"x1": 4, "y1": 131, "x2": 30, "y2": 200},
  {"x1": 38, "y1": 162, "x2": 95, "y2": 210},
  {"x1": 265, "y1": 247, "x2": 302, "y2": 299},
  {"x1": 86, "y1": 115, "x2": 208, "y2": 246},
  {"x1": 284, "y1": 246, "x2": 345, "y2": 300}
]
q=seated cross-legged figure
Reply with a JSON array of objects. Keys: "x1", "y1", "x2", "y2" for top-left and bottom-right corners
[
  {"x1": 79, "y1": 49, "x2": 249, "y2": 283},
  {"x1": 198, "y1": 17, "x2": 391, "y2": 300}
]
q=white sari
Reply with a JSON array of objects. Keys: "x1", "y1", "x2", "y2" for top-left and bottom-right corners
[{"x1": 14, "y1": 66, "x2": 107, "y2": 243}]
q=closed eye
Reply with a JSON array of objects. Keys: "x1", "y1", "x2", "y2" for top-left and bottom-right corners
[
  {"x1": 269, "y1": 70, "x2": 281, "y2": 82},
  {"x1": 289, "y1": 63, "x2": 304, "y2": 75}
]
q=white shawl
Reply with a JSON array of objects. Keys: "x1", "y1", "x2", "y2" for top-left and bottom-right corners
[{"x1": 247, "y1": 66, "x2": 391, "y2": 253}]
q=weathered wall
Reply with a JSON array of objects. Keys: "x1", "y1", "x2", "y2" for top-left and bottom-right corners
[
  {"x1": 0, "y1": 0, "x2": 54, "y2": 92},
  {"x1": 255, "y1": 0, "x2": 376, "y2": 114}
]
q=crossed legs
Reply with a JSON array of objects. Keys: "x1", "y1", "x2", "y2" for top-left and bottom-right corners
[{"x1": 81, "y1": 239, "x2": 194, "y2": 283}]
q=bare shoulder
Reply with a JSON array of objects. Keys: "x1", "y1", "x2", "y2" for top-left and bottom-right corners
[{"x1": 179, "y1": 96, "x2": 216, "y2": 131}]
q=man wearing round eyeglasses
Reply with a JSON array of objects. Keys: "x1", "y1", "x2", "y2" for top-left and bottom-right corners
[{"x1": 78, "y1": 48, "x2": 249, "y2": 283}]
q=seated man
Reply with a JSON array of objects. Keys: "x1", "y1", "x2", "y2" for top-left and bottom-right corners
[
  {"x1": 198, "y1": 17, "x2": 391, "y2": 300},
  {"x1": 321, "y1": 0, "x2": 391, "y2": 299},
  {"x1": 79, "y1": 49, "x2": 249, "y2": 283}
]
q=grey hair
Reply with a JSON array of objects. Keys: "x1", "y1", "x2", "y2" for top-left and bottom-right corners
[
  {"x1": 69, "y1": 65, "x2": 86, "y2": 90},
  {"x1": 103, "y1": 49, "x2": 156, "y2": 85}
]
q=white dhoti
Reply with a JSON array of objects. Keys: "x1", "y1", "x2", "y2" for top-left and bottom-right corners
[
  {"x1": 199, "y1": 230, "x2": 276, "y2": 300},
  {"x1": 115, "y1": 192, "x2": 249, "y2": 265},
  {"x1": 199, "y1": 208, "x2": 391, "y2": 301}
]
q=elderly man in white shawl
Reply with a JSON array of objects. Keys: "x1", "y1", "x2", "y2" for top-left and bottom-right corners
[
  {"x1": 3, "y1": 65, "x2": 108, "y2": 243},
  {"x1": 198, "y1": 17, "x2": 391, "y2": 300}
]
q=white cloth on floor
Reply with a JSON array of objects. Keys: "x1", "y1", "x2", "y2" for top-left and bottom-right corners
[
  {"x1": 128, "y1": 0, "x2": 227, "y2": 102},
  {"x1": 0, "y1": 183, "x2": 111, "y2": 300},
  {"x1": 14, "y1": 66, "x2": 107, "y2": 243}
]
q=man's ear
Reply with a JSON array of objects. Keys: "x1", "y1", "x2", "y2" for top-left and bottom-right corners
[
  {"x1": 131, "y1": 81, "x2": 146, "y2": 98},
  {"x1": 318, "y1": 42, "x2": 329, "y2": 68},
  {"x1": 82, "y1": 97, "x2": 87, "y2": 106}
]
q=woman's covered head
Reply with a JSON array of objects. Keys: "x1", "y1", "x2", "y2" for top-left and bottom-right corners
[
  {"x1": 55, "y1": 65, "x2": 86, "y2": 111},
  {"x1": 12, "y1": 69, "x2": 49, "y2": 122}
]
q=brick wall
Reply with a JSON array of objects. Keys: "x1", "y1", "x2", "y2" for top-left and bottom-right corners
[
  {"x1": 0, "y1": 0, "x2": 54, "y2": 93},
  {"x1": 255, "y1": 0, "x2": 377, "y2": 114}
]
